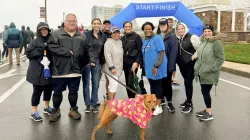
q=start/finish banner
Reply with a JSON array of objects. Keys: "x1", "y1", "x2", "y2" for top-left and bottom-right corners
[{"x1": 109, "y1": 1, "x2": 203, "y2": 36}]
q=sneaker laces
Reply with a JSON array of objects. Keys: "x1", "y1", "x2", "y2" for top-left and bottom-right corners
[{"x1": 33, "y1": 112, "x2": 41, "y2": 118}]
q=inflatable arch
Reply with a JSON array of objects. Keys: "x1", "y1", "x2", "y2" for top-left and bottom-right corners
[{"x1": 109, "y1": 1, "x2": 203, "y2": 36}]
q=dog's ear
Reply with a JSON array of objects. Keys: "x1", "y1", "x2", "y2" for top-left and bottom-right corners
[{"x1": 143, "y1": 94, "x2": 148, "y2": 100}]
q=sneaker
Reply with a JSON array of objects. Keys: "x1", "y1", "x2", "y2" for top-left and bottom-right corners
[
  {"x1": 160, "y1": 99, "x2": 166, "y2": 106},
  {"x1": 199, "y1": 112, "x2": 214, "y2": 121},
  {"x1": 92, "y1": 105, "x2": 99, "y2": 114},
  {"x1": 85, "y1": 105, "x2": 91, "y2": 113},
  {"x1": 167, "y1": 103, "x2": 175, "y2": 113},
  {"x1": 43, "y1": 106, "x2": 53, "y2": 115},
  {"x1": 49, "y1": 108, "x2": 61, "y2": 122},
  {"x1": 181, "y1": 103, "x2": 193, "y2": 113},
  {"x1": 179, "y1": 100, "x2": 188, "y2": 108},
  {"x1": 153, "y1": 105, "x2": 163, "y2": 116},
  {"x1": 196, "y1": 110, "x2": 206, "y2": 117},
  {"x1": 30, "y1": 112, "x2": 43, "y2": 122},
  {"x1": 69, "y1": 107, "x2": 81, "y2": 120}
]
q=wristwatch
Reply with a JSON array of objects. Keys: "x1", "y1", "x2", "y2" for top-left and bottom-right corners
[{"x1": 154, "y1": 65, "x2": 158, "y2": 68}]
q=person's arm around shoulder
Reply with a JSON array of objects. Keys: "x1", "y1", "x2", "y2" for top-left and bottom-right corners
[
  {"x1": 190, "y1": 34, "x2": 201, "y2": 60},
  {"x1": 212, "y1": 40, "x2": 224, "y2": 72},
  {"x1": 47, "y1": 30, "x2": 71, "y2": 57},
  {"x1": 26, "y1": 39, "x2": 45, "y2": 60}
]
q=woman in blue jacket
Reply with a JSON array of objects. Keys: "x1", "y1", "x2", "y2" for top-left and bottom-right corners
[
  {"x1": 156, "y1": 18, "x2": 178, "y2": 113},
  {"x1": 141, "y1": 22, "x2": 168, "y2": 116}
]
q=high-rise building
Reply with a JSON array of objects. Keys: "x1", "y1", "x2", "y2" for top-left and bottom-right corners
[{"x1": 91, "y1": 5, "x2": 123, "y2": 22}]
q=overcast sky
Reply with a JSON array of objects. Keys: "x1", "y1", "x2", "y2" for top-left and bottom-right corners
[{"x1": 0, "y1": 0, "x2": 177, "y2": 32}]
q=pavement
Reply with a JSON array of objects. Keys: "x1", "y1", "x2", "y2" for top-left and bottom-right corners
[{"x1": 0, "y1": 58, "x2": 250, "y2": 140}]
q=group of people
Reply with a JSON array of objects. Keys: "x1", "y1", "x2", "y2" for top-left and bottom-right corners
[
  {"x1": 25, "y1": 13, "x2": 224, "y2": 123},
  {"x1": 1, "y1": 23, "x2": 34, "y2": 64}
]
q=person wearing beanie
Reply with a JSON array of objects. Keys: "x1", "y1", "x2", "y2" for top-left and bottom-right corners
[
  {"x1": 175, "y1": 22, "x2": 200, "y2": 114},
  {"x1": 26, "y1": 22, "x2": 53, "y2": 121},
  {"x1": 156, "y1": 18, "x2": 178, "y2": 113},
  {"x1": 194, "y1": 24, "x2": 224, "y2": 121}
]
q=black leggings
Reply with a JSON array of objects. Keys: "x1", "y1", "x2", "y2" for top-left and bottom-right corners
[
  {"x1": 31, "y1": 84, "x2": 52, "y2": 106},
  {"x1": 148, "y1": 79, "x2": 163, "y2": 99},
  {"x1": 2, "y1": 43, "x2": 8, "y2": 58},
  {"x1": 162, "y1": 72, "x2": 173, "y2": 102},
  {"x1": 179, "y1": 64, "x2": 195, "y2": 103},
  {"x1": 123, "y1": 63, "x2": 138, "y2": 98},
  {"x1": 201, "y1": 84, "x2": 213, "y2": 108}
]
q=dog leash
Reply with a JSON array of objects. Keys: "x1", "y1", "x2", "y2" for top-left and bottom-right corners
[{"x1": 81, "y1": 63, "x2": 138, "y2": 95}]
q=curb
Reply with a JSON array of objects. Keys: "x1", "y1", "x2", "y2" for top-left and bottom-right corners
[{"x1": 221, "y1": 66, "x2": 250, "y2": 78}]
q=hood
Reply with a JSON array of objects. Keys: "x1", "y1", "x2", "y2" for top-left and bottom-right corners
[
  {"x1": 36, "y1": 22, "x2": 51, "y2": 39},
  {"x1": 200, "y1": 36, "x2": 220, "y2": 43},
  {"x1": 27, "y1": 27, "x2": 30, "y2": 30},
  {"x1": 21, "y1": 25, "x2": 25, "y2": 30},
  {"x1": 4, "y1": 25, "x2": 9, "y2": 30},
  {"x1": 9, "y1": 22, "x2": 16, "y2": 28},
  {"x1": 175, "y1": 22, "x2": 189, "y2": 39}
]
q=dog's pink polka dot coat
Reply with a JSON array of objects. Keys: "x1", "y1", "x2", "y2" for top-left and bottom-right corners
[{"x1": 109, "y1": 95, "x2": 152, "y2": 129}]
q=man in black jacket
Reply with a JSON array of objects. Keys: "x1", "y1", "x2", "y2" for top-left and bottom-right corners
[
  {"x1": 20, "y1": 25, "x2": 28, "y2": 55},
  {"x1": 48, "y1": 14, "x2": 95, "y2": 122}
]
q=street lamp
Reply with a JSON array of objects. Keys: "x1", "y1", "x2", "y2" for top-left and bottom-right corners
[{"x1": 45, "y1": 0, "x2": 47, "y2": 22}]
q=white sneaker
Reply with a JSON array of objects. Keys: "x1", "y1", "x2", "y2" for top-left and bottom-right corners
[{"x1": 153, "y1": 106, "x2": 163, "y2": 116}]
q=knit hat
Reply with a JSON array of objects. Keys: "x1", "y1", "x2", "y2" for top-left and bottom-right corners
[{"x1": 203, "y1": 24, "x2": 214, "y2": 32}]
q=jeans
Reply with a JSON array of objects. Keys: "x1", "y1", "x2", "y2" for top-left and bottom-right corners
[{"x1": 82, "y1": 59, "x2": 100, "y2": 106}]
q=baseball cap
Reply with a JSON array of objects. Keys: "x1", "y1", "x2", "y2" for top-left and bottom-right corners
[
  {"x1": 103, "y1": 20, "x2": 111, "y2": 24},
  {"x1": 111, "y1": 26, "x2": 120, "y2": 33},
  {"x1": 159, "y1": 18, "x2": 168, "y2": 25}
]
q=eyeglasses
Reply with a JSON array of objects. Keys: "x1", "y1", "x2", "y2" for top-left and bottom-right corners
[{"x1": 65, "y1": 20, "x2": 78, "y2": 24}]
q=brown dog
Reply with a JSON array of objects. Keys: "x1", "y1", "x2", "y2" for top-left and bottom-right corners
[{"x1": 91, "y1": 94, "x2": 157, "y2": 140}]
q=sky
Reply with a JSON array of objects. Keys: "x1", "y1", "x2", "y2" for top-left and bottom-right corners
[{"x1": 0, "y1": 0, "x2": 177, "y2": 32}]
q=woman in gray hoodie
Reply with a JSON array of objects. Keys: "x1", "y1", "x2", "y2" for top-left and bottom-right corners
[{"x1": 103, "y1": 27, "x2": 123, "y2": 100}]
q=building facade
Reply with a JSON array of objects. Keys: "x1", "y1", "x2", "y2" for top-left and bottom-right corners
[{"x1": 91, "y1": 5, "x2": 123, "y2": 22}]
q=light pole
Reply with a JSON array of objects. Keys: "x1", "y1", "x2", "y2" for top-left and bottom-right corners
[{"x1": 45, "y1": 0, "x2": 47, "y2": 22}]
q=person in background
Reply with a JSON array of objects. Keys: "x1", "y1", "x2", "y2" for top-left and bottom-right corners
[
  {"x1": 103, "y1": 27, "x2": 123, "y2": 100},
  {"x1": 100, "y1": 19, "x2": 112, "y2": 99},
  {"x1": 5, "y1": 22, "x2": 23, "y2": 65},
  {"x1": 26, "y1": 22, "x2": 53, "y2": 122},
  {"x1": 20, "y1": 25, "x2": 28, "y2": 55},
  {"x1": 78, "y1": 26, "x2": 84, "y2": 33},
  {"x1": 168, "y1": 18, "x2": 180, "y2": 86},
  {"x1": 26, "y1": 26, "x2": 34, "y2": 44},
  {"x1": 175, "y1": 22, "x2": 200, "y2": 113},
  {"x1": 156, "y1": 18, "x2": 178, "y2": 113},
  {"x1": 121, "y1": 21, "x2": 142, "y2": 98},
  {"x1": 194, "y1": 24, "x2": 224, "y2": 121},
  {"x1": 2, "y1": 25, "x2": 9, "y2": 61},
  {"x1": 141, "y1": 22, "x2": 167, "y2": 116},
  {"x1": 82, "y1": 18, "x2": 106, "y2": 114},
  {"x1": 47, "y1": 14, "x2": 95, "y2": 122}
]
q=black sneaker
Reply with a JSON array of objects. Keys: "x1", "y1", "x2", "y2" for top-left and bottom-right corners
[
  {"x1": 43, "y1": 106, "x2": 53, "y2": 115},
  {"x1": 181, "y1": 103, "x2": 193, "y2": 113},
  {"x1": 167, "y1": 103, "x2": 175, "y2": 113},
  {"x1": 160, "y1": 99, "x2": 166, "y2": 106},
  {"x1": 199, "y1": 112, "x2": 213, "y2": 121},
  {"x1": 85, "y1": 105, "x2": 91, "y2": 113},
  {"x1": 96, "y1": 100, "x2": 101, "y2": 106},
  {"x1": 30, "y1": 112, "x2": 43, "y2": 122},
  {"x1": 196, "y1": 110, "x2": 206, "y2": 117},
  {"x1": 49, "y1": 108, "x2": 61, "y2": 122},
  {"x1": 179, "y1": 100, "x2": 188, "y2": 108},
  {"x1": 92, "y1": 105, "x2": 99, "y2": 114}
]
